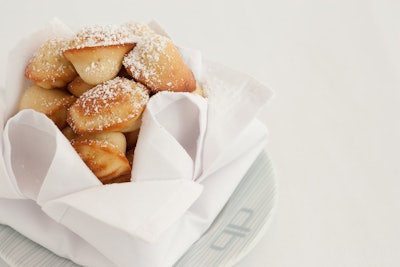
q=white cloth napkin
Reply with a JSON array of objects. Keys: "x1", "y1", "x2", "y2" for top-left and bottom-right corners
[{"x1": 0, "y1": 18, "x2": 273, "y2": 267}]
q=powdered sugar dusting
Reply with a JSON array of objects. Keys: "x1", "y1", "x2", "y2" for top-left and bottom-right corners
[
  {"x1": 71, "y1": 138, "x2": 118, "y2": 151},
  {"x1": 26, "y1": 37, "x2": 75, "y2": 78},
  {"x1": 31, "y1": 92, "x2": 74, "y2": 113},
  {"x1": 67, "y1": 24, "x2": 136, "y2": 49},
  {"x1": 122, "y1": 34, "x2": 170, "y2": 87},
  {"x1": 122, "y1": 21, "x2": 155, "y2": 37},
  {"x1": 80, "y1": 77, "x2": 148, "y2": 115},
  {"x1": 201, "y1": 76, "x2": 232, "y2": 115},
  {"x1": 72, "y1": 77, "x2": 149, "y2": 131}
]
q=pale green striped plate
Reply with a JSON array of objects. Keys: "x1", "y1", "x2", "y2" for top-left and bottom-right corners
[{"x1": 0, "y1": 151, "x2": 277, "y2": 267}]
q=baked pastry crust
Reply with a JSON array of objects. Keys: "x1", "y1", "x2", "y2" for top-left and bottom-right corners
[
  {"x1": 63, "y1": 25, "x2": 136, "y2": 85},
  {"x1": 123, "y1": 34, "x2": 196, "y2": 93},
  {"x1": 67, "y1": 76, "x2": 94, "y2": 97},
  {"x1": 19, "y1": 85, "x2": 76, "y2": 128},
  {"x1": 67, "y1": 77, "x2": 149, "y2": 134},
  {"x1": 25, "y1": 37, "x2": 77, "y2": 89},
  {"x1": 122, "y1": 21, "x2": 155, "y2": 37},
  {"x1": 19, "y1": 20, "x2": 201, "y2": 185},
  {"x1": 71, "y1": 132, "x2": 131, "y2": 184}
]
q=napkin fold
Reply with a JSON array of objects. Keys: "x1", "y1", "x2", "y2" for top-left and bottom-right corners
[
  {"x1": 1, "y1": 107, "x2": 204, "y2": 245},
  {"x1": 2, "y1": 110, "x2": 100, "y2": 202},
  {"x1": 132, "y1": 92, "x2": 207, "y2": 181},
  {"x1": 0, "y1": 18, "x2": 274, "y2": 267}
]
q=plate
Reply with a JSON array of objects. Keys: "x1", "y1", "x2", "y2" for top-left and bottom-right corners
[{"x1": 0, "y1": 151, "x2": 277, "y2": 267}]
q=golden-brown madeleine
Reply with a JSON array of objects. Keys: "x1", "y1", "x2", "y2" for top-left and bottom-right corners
[
  {"x1": 71, "y1": 132, "x2": 131, "y2": 184},
  {"x1": 67, "y1": 77, "x2": 149, "y2": 134},
  {"x1": 19, "y1": 85, "x2": 76, "y2": 129},
  {"x1": 25, "y1": 37, "x2": 77, "y2": 89},
  {"x1": 122, "y1": 21, "x2": 155, "y2": 37},
  {"x1": 67, "y1": 76, "x2": 94, "y2": 97},
  {"x1": 122, "y1": 34, "x2": 196, "y2": 93},
  {"x1": 63, "y1": 25, "x2": 136, "y2": 85}
]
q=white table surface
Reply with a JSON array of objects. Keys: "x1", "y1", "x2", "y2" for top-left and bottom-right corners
[{"x1": 1, "y1": 0, "x2": 400, "y2": 266}]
